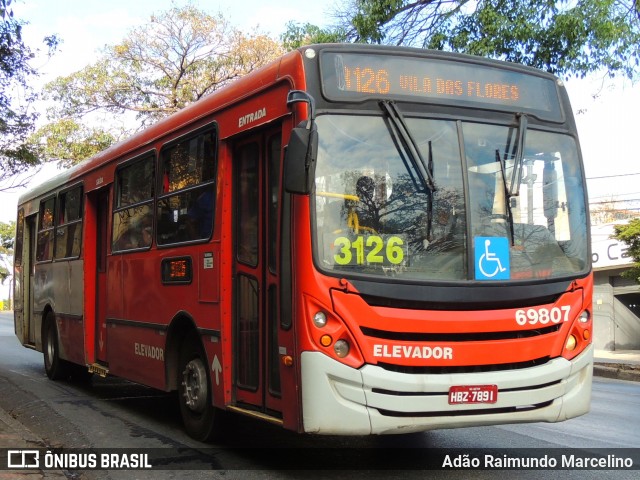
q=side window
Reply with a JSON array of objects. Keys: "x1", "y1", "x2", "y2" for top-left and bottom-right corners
[
  {"x1": 55, "y1": 185, "x2": 83, "y2": 259},
  {"x1": 112, "y1": 154, "x2": 155, "y2": 252},
  {"x1": 14, "y1": 208, "x2": 24, "y2": 267},
  {"x1": 236, "y1": 142, "x2": 259, "y2": 266},
  {"x1": 157, "y1": 127, "x2": 217, "y2": 245},
  {"x1": 267, "y1": 135, "x2": 281, "y2": 273},
  {"x1": 36, "y1": 197, "x2": 55, "y2": 262}
]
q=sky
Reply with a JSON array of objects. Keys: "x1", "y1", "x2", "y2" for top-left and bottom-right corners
[
  {"x1": 1, "y1": 0, "x2": 639, "y2": 295},
  {"x1": 0, "y1": 0, "x2": 338, "y2": 218}
]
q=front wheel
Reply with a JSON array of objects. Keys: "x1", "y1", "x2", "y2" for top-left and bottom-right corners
[
  {"x1": 177, "y1": 332, "x2": 223, "y2": 442},
  {"x1": 43, "y1": 312, "x2": 70, "y2": 380}
]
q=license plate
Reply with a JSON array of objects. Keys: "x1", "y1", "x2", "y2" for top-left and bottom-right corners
[{"x1": 448, "y1": 385, "x2": 498, "y2": 404}]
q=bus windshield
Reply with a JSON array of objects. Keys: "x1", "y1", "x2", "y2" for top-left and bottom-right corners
[{"x1": 313, "y1": 114, "x2": 588, "y2": 282}]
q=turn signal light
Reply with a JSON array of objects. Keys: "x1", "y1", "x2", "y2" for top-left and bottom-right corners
[
  {"x1": 562, "y1": 309, "x2": 592, "y2": 361},
  {"x1": 320, "y1": 335, "x2": 333, "y2": 347}
]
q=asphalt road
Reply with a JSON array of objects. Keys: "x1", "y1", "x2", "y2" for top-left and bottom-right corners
[{"x1": 0, "y1": 311, "x2": 638, "y2": 479}]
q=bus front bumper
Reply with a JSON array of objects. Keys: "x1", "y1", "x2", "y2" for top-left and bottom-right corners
[{"x1": 300, "y1": 345, "x2": 593, "y2": 435}]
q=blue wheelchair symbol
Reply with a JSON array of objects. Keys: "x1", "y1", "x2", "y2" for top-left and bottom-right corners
[{"x1": 475, "y1": 237, "x2": 510, "y2": 280}]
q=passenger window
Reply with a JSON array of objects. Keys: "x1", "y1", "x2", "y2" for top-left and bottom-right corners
[
  {"x1": 157, "y1": 127, "x2": 217, "y2": 245},
  {"x1": 112, "y1": 154, "x2": 155, "y2": 252},
  {"x1": 236, "y1": 142, "x2": 259, "y2": 266},
  {"x1": 55, "y1": 185, "x2": 83, "y2": 258},
  {"x1": 36, "y1": 197, "x2": 55, "y2": 262}
]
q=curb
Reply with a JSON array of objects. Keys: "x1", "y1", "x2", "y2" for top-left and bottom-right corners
[
  {"x1": 0, "y1": 406, "x2": 46, "y2": 448},
  {"x1": 593, "y1": 363, "x2": 640, "y2": 382},
  {"x1": 0, "y1": 408, "x2": 67, "y2": 479}
]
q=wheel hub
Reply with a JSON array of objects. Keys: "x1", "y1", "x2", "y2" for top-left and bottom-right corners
[{"x1": 181, "y1": 359, "x2": 208, "y2": 413}]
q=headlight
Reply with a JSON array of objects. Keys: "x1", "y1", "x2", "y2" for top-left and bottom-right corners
[
  {"x1": 313, "y1": 311, "x2": 327, "y2": 328},
  {"x1": 334, "y1": 340, "x2": 350, "y2": 358}
]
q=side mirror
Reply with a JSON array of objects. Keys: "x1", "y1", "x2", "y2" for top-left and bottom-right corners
[{"x1": 284, "y1": 122, "x2": 317, "y2": 194}]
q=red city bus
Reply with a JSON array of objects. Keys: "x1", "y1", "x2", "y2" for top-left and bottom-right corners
[{"x1": 13, "y1": 44, "x2": 593, "y2": 441}]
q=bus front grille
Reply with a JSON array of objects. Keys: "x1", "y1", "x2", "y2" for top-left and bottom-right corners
[{"x1": 375, "y1": 356, "x2": 551, "y2": 374}]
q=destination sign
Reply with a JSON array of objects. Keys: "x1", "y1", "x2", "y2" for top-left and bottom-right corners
[{"x1": 320, "y1": 52, "x2": 563, "y2": 120}]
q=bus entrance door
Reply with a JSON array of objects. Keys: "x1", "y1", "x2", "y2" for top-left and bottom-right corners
[
  {"x1": 26, "y1": 215, "x2": 37, "y2": 345},
  {"x1": 85, "y1": 188, "x2": 110, "y2": 366},
  {"x1": 232, "y1": 130, "x2": 283, "y2": 418}
]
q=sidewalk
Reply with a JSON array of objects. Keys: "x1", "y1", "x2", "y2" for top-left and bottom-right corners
[
  {"x1": 0, "y1": 408, "x2": 66, "y2": 479},
  {"x1": 594, "y1": 348, "x2": 640, "y2": 382}
]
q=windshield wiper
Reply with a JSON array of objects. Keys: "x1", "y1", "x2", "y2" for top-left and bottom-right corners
[
  {"x1": 379, "y1": 100, "x2": 436, "y2": 192},
  {"x1": 497, "y1": 113, "x2": 528, "y2": 245},
  {"x1": 495, "y1": 149, "x2": 516, "y2": 246},
  {"x1": 509, "y1": 113, "x2": 528, "y2": 197}
]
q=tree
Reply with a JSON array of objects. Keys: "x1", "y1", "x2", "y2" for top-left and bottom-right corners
[
  {"x1": 613, "y1": 218, "x2": 640, "y2": 284},
  {"x1": 31, "y1": 119, "x2": 119, "y2": 169},
  {"x1": 296, "y1": 0, "x2": 640, "y2": 79},
  {"x1": 281, "y1": 22, "x2": 345, "y2": 50},
  {"x1": 0, "y1": 220, "x2": 14, "y2": 290},
  {"x1": 0, "y1": 0, "x2": 57, "y2": 191},
  {"x1": 35, "y1": 5, "x2": 285, "y2": 165}
]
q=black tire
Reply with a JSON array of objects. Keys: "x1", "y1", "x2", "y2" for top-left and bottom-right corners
[
  {"x1": 43, "y1": 312, "x2": 70, "y2": 380},
  {"x1": 177, "y1": 331, "x2": 223, "y2": 442}
]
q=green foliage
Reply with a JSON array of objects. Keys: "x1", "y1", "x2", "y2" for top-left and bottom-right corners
[
  {"x1": 350, "y1": 0, "x2": 406, "y2": 43},
  {"x1": 281, "y1": 22, "x2": 345, "y2": 50},
  {"x1": 29, "y1": 119, "x2": 118, "y2": 168},
  {"x1": 326, "y1": 0, "x2": 640, "y2": 79},
  {"x1": 1, "y1": 0, "x2": 39, "y2": 187},
  {"x1": 429, "y1": 0, "x2": 640, "y2": 78},
  {"x1": 1, "y1": 1, "x2": 59, "y2": 189},
  {"x1": 0, "y1": 220, "x2": 15, "y2": 285},
  {"x1": 613, "y1": 218, "x2": 640, "y2": 284},
  {"x1": 35, "y1": 5, "x2": 284, "y2": 166},
  {"x1": 0, "y1": 220, "x2": 13, "y2": 251}
]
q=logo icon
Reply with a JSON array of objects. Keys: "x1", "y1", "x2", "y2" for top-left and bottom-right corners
[
  {"x1": 475, "y1": 237, "x2": 510, "y2": 280},
  {"x1": 7, "y1": 450, "x2": 40, "y2": 469}
]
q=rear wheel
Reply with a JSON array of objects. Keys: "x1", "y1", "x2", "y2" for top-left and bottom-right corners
[
  {"x1": 43, "y1": 312, "x2": 70, "y2": 380},
  {"x1": 177, "y1": 331, "x2": 223, "y2": 442}
]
